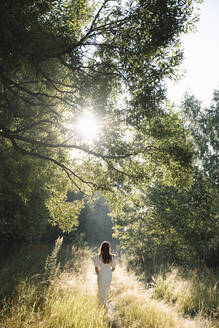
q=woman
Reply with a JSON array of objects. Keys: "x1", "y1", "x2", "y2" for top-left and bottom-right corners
[{"x1": 93, "y1": 241, "x2": 116, "y2": 305}]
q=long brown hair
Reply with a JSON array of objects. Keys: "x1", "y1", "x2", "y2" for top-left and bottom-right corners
[{"x1": 99, "y1": 241, "x2": 113, "y2": 263}]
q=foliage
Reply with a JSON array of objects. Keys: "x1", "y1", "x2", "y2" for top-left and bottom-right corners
[
  {"x1": 0, "y1": 143, "x2": 83, "y2": 242},
  {"x1": 180, "y1": 92, "x2": 219, "y2": 263},
  {"x1": 181, "y1": 91, "x2": 219, "y2": 187},
  {"x1": 109, "y1": 91, "x2": 219, "y2": 269},
  {"x1": 0, "y1": 0, "x2": 201, "y2": 236},
  {"x1": 145, "y1": 173, "x2": 218, "y2": 264},
  {"x1": 0, "y1": 143, "x2": 47, "y2": 242}
]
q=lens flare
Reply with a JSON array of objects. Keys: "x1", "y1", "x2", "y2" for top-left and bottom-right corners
[{"x1": 76, "y1": 111, "x2": 99, "y2": 142}]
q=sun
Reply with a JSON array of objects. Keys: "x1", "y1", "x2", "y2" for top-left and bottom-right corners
[{"x1": 76, "y1": 111, "x2": 100, "y2": 143}]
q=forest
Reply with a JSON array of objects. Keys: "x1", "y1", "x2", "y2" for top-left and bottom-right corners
[{"x1": 0, "y1": 0, "x2": 218, "y2": 327}]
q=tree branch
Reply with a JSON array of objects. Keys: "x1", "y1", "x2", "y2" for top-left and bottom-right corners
[{"x1": 8, "y1": 137, "x2": 97, "y2": 190}]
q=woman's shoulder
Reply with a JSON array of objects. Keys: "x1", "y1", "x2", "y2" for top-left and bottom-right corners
[
  {"x1": 94, "y1": 254, "x2": 102, "y2": 260},
  {"x1": 93, "y1": 254, "x2": 100, "y2": 264}
]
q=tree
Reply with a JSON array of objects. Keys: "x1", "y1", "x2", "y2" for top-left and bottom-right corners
[
  {"x1": 0, "y1": 140, "x2": 84, "y2": 243},
  {"x1": 181, "y1": 91, "x2": 219, "y2": 187},
  {"x1": 0, "y1": 0, "x2": 200, "y2": 235},
  {"x1": 110, "y1": 91, "x2": 219, "y2": 269}
]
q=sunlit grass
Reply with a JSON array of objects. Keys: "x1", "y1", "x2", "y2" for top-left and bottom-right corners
[
  {"x1": 1, "y1": 277, "x2": 108, "y2": 328},
  {"x1": 153, "y1": 266, "x2": 219, "y2": 319},
  {"x1": 0, "y1": 246, "x2": 218, "y2": 328},
  {"x1": 0, "y1": 242, "x2": 108, "y2": 328},
  {"x1": 109, "y1": 261, "x2": 217, "y2": 328},
  {"x1": 43, "y1": 282, "x2": 108, "y2": 328},
  {"x1": 113, "y1": 295, "x2": 196, "y2": 328}
]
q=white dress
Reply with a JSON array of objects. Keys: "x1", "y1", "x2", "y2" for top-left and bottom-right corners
[{"x1": 93, "y1": 254, "x2": 116, "y2": 305}]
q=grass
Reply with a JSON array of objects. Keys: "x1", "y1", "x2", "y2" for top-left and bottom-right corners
[
  {"x1": 0, "y1": 243, "x2": 218, "y2": 328},
  {"x1": 0, "y1": 240, "x2": 108, "y2": 328},
  {"x1": 43, "y1": 280, "x2": 108, "y2": 328},
  {"x1": 153, "y1": 266, "x2": 219, "y2": 319},
  {"x1": 113, "y1": 295, "x2": 196, "y2": 328},
  {"x1": 110, "y1": 263, "x2": 217, "y2": 328},
  {"x1": 0, "y1": 277, "x2": 109, "y2": 328}
]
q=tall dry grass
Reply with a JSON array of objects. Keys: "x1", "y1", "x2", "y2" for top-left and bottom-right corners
[
  {"x1": 0, "y1": 243, "x2": 218, "y2": 328},
  {"x1": 0, "y1": 277, "x2": 108, "y2": 328},
  {"x1": 109, "y1": 263, "x2": 217, "y2": 328},
  {"x1": 0, "y1": 239, "x2": 109, "y2": 328},
  {"x1": 153, "y1": 266, "x2": 219, "y2": 319}
]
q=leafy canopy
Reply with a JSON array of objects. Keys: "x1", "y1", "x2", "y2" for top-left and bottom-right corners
[{"x1": 0, "y1": 0, "x2": 200, "y2": 235}]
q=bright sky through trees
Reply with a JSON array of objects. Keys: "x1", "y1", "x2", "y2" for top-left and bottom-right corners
[
  {"x1": 167, "y1": 0, "x2": 219, "y2": 107},
  {"x1": 76, "y1": 111, "x2": 100, "y2": 143}
]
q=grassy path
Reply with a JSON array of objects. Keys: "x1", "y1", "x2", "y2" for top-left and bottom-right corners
[
  {"x1": 62, "y1": 260, "x2": 213, "y2": 328},
  {"x1": 1, "y1": 257, "x2": 215, "y2": 327}
]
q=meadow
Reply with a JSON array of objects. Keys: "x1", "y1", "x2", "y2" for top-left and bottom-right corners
[{"x1": 0, "y1": 240, "x2": 218, "y2": 328}]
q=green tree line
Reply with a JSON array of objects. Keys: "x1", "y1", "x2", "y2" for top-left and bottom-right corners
[{"x1": 110, "y1": 92, "x2": 219, "y2": 269}]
